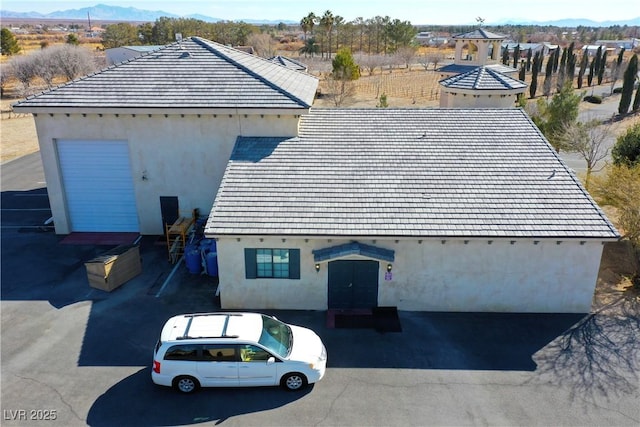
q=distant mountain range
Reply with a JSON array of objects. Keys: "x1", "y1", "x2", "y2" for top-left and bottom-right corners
[
  {"x1": 1, "y1": 3, "x2": 638, "y2": 27},
  {"x1": 495, "y1": 17, "x2": 640, "y2": 27},
  {"x1": 0, "y1": 3, "x2": 296, "y2": 25}
]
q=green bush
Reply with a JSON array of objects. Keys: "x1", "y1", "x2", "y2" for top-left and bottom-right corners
[
  {"x1": 613, "y1": 87, "x2": 623, "y2": 94},
  {"x1": 583, "y1": 95, "x2": 602, "y2": 104}
]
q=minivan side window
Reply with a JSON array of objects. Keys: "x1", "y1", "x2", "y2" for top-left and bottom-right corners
[
  {"x1": 164, "y1": 344, "x2": 200, "y2": 361},
  {"x1": 202, "y1": 345, "x2": 236, "y2": 362},
  {"x1": 240, "y1": 344, "x2": 272, "y2": 362}
]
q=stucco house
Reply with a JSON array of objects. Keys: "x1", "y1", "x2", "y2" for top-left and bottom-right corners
[
  {"x1": 204, "y1": 108, "x2": 619, "y2": 313},
  {"x1": 13, "y1": 37, "x2": 317, "y2": 235},
  {"x1": 13, "y1": 37, "x2": 619, "y2": 313}
]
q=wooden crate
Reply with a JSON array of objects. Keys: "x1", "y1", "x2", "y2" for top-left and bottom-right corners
[{"x1": 85, "y1": 245, "x2": 141, "y2": 292}]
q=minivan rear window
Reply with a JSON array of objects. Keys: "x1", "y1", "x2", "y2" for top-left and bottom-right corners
[{"x1": 164, "y1": 344, "x2": 199, "y2": 361}]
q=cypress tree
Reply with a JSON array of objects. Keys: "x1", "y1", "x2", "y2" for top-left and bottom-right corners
[
  {"x1": 530, "y1": 51, "x2": 540, "y2": 98},
  {"x1": 619, "y1": 54, "x2": 638, "y2": 115},
  {"x1": 543, "y1": 54, "x2": 554, "y2": 96},
  {"x1": 593, "y1": 46, "x2": 602, "y2": 84},
  {"x1": 526, "y1": 48, "x2": 532, "y2": 71},
  {"x1": 633, "y1": 85, "x2": 640, "y2": 112},
  {"x1": 597, "y1": 50, "x2": 607, "y2": 85},
  {"x1": 587, "y1": 56, "x2": 596, "y2": 86},
  {"x1": 557, "y1": 47, "x2": 568, "y2": 91},
  {"x1": 577, "y1": 51, "x2": 588, "y2": 89},
  {"x1": 567, "y1": 52, "x2": 577, "y2": 82},
  {"x1": 502, "y1": 45, "x2": 509, "y2": 65},
  {"x1": 513, "y1": 44, "x2": 520, "y2": 68},
  {"x1": 552, "y1": 47, "x2": 560, "y2": 73}
]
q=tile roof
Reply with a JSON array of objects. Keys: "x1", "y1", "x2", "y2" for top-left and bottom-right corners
[
  {"x1": 455, "y1": 29, "x2": 506, "y2": 40},
  {"x1": 268, "y1": 56, "x2": 308, "y2": 71},
  {"x1": 439, "y1": 66, "x2": 527, "y2": 91},
  {"x1": 13, "y1": 37, "x2": 318, "y2": 111},
  {"x1": 205, "y1": 108, "x2": 619, "y2": 240},
  {"x1": 438, "y1": 63, "x2": 517, "y2": 75}
]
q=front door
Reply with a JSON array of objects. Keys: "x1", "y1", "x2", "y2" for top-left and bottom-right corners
[{"x1": 328, "y1": 260, "x2": 379, "y2": 309}]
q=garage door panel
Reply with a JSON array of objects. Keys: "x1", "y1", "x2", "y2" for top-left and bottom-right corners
[{"x1": 58, "y1": 140, "x2": 139, "y2": 232}]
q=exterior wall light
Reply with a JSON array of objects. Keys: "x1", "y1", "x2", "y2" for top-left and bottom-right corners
[
  {"x1": 315, "y1": 263, "x2": 320, "y2": 272},
  {"x1": 387, "y1": 264, "x2": 393, "y2": 272}
]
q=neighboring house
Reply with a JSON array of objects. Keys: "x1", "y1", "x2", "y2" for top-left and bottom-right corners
[
  {"x1": 414, "y1": 31, "x2": 433, "y2": 45},
  {"x1": 204, "y1": 108, "x2": 619, "y2": 313},
  {"x1": 13, "y1": 36, "x2": 619, "y2": 314},
  {"x1": 501, "y1": 42, "x2": 547, "y2": 58},
  {"x1": 105, "y1": 45, "x2": 165, "y2": 65},
  {"x1": 13, "y1": 37, "x2": 318, "y2": 235},
  {"x1": 595, "y1": 39, "x2": 639, "y2": 53}
]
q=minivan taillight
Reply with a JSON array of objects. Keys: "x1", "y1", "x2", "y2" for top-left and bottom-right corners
[{"x1": 153, "y1": 360, "x2": 161, "y2": 373}]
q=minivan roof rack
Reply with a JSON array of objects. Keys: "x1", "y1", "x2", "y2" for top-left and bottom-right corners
[{"x1": 176, "y1": 335, "x2": 239, "y2": 340}]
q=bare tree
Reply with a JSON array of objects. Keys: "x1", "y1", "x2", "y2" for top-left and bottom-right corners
[
  {"x1": 50, "y1": 45, "x2": 98, "y2": 81},
  {"x1": 418, "y1": 52, "x2": 444, "y2": 71},
  {"x1": 324, "y1": 74, "x2": 356, "y2": 106},
  {"x1": 395, "y1": 46, "x2": 416, "y2": 69},
  {"x1": 354, "y1": 52, "x2": 384, "y2": 75},
  {"x1": 32, "y1": 49, "x2": 57, "y2": 88},
  {"x1": 246, "y1": 33, "x2": 277, "y2": 58},
  {"x1": 9, "y1": 55, "x2": 36, "y2": 96},
  {"x1": 560, "y1": 119, "x2": 612, "y2": 189},
  {"x1": 0, "y1": 63, "x2": 10, "y2": 97}
]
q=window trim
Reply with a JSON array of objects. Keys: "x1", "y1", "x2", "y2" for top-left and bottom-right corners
[{"x1": 244, "y1": 248, "x2": 300, "y2": 280}]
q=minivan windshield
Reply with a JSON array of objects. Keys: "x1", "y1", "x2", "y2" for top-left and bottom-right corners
[{"x1": 258, "y1": 315, "x2": 292, "y2": 358}]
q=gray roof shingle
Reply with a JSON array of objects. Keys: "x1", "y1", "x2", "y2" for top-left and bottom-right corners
[
  {"x1": 455, "y1": 29, "x2": 506, "y2": 40},
  {"x1": 13, "y1": 37, "x2": 318, "y2": 111},
  {"x1": 438, "y1": 63, "x2": 518, "y2": 75},
  {"x1": 205, "y1": 108, "x2": 619, "y2": 239},
  {"x1": 440, "y1": 66, "x2": 527, "y2": 91}
]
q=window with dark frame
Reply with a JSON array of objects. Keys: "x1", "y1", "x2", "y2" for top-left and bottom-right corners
[
  {"x1": 256, "y1": 249, "x2": 290, "y2": 278},
  {"x1": 244, "y1": 248, "x2": 300, "y2": 280}
]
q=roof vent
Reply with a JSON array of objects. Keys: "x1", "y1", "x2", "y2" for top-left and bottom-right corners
[{"x1": 179, "y1": 51, "x2": 192, "y2": 59}]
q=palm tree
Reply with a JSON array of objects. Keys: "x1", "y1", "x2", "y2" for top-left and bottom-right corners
[
  {"x1": 333, "y1": 15, "x2": 345, "y2": 56},
  {"x1": 299, "y1": 37, "x2": 319, "y2": 58},
  {"x1": 300, "y1": 12, "x2": 316, "y2": 41},
  {"x1": 320, "y1": 10, "x2": 335, "y2": 60}
]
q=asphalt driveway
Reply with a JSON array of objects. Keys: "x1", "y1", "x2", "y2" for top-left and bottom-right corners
[{"x1": 1, "y1": 153, "x2": 639, "y2": 426}]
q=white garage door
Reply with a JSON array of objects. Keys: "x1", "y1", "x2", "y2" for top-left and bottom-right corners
[{"x1": 57, "y1": 140, "x2": 139, "y2": 232}]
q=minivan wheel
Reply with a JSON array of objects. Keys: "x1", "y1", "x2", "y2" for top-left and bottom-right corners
[
  {"x1": 281, "y1": 373, "x2": 307, "y2": 391},
  {"x1": 174, "y1": 376, "x2": 199, "y2": 393}
]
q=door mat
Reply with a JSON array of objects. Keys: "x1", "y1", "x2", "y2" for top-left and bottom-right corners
[
  {"x1": 334, "y1": 313, "x2": 376, "y2": 329},
  {"x1": 329, "y1": 307, "x2": 402, "y2": 333},
  {"x1": 373, "y1": 306, "x2": 402, "y2": 333}
]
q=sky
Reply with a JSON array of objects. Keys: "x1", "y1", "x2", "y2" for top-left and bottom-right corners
[{"x1": 1, "y1": 0, "x2": 637, "y2": 25}]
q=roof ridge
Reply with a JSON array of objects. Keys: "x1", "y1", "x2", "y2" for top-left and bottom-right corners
[{"x1": 191, "y1": 37, "x2": 313, "y2": 108}]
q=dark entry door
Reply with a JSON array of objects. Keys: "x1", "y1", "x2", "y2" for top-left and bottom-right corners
[{"x1": 328, "y1": 260, "x2": 379, "y2": 309}]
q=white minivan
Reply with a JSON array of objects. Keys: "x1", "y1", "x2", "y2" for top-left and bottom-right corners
[{"x1": 151, "y1": 312, "x2": 327, "y2": 393}]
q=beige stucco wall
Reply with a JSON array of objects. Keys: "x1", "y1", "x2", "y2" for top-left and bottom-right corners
[
  {"x1": 439, "y1": 90, "x2": 520, "y2": 108},
  {"x1": 32, "y1": 112, "x2": 300, "y2": 234},
  {"x1": 214, "y1": 236, "x2": 605, "y2": 313}
]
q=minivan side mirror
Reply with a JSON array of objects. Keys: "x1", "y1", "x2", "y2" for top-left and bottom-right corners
[{"x1": 267, "y1": 357, "x2": 275, "y2": 364}]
